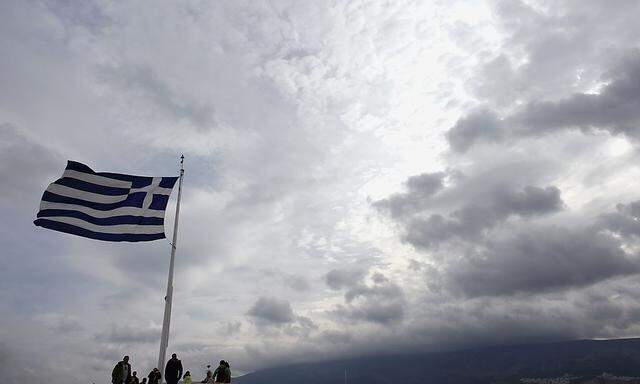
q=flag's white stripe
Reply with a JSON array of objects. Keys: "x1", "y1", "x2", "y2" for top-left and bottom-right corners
[
  {"x1": 46, "y1": 184, "x2": 129, "y2": 204},
  {"x1": 130, "y1": 187, "x2": 174, "y2": 196},
  {"x1": 43, "y1": 216, "x2": 165, "y2": 235},
  {"x1": 39, "y1": 201, "x2": 165, "y2": 218},
  {"x1": 63, "y1": 170, "x2": 132, "y2": 189}
]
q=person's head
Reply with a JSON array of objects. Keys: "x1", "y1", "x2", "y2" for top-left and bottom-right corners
[
  {"x1": 219, "y1": 360, "x2": 224, "y2": 366},
  {"x1": 223, "y1": 361, "x2": 229, "y2": 368},
  {"x1": 153, "y1": 368, "x2": 159, "y2": 372},
  {"x1": 172, "y1": 353, "x2": 177, "y2": 359},
  {"x1": 141, "y1": 379, "x2": 147, "y2": 384},
  {"x1": 123, "y1": 356, "x2": 129, "y2": 363},
  {"x1": 185, "y1": 371, "x2": 190, "y2": 376},
  {"x1": 133, "y1": 371, "x2": 137, "y2": 377}
]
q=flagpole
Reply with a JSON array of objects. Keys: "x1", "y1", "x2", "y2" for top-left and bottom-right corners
[{"x1": 158, "y1": 155, "x2": 184, "y2": 380}]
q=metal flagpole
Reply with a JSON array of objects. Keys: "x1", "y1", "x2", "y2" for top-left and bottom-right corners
[{"x1": 158, "y1": 155, "x2": 185, "y2": 380}]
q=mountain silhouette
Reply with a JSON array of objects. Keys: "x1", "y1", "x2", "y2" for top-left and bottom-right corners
[{"x1": 234, "y1": 338, "x2": 640, "y2": 384}]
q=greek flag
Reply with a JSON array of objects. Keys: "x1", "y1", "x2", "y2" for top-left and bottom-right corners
[{"x1": 34, "y1": 161, "x2": 179, "y2": 242}]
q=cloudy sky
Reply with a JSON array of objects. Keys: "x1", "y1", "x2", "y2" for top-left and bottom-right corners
[{"x1": 2, "y1": 0, "x2": 640, "y2": 382}]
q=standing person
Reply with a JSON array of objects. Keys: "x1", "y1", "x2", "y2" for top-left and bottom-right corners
[
  {"x1": 111, "y1": 356, "x2": 132, "y2": 384},
  {"x1": 129, "y1": 371, "x2": 140, "y2": 384},
  {"x1": 164, "y1": 353, "x2": 184, "y2": 384},
  {"x1": 212, "y1": 361, "x2": 225, "y2": 383},
  {"x1": 222, "y1": 361, "x2": 231, "y2": 383},
  {"x1": 200, "y1": 369, "x2": 214, "y2": 383},
  {"x1": 148, "y1": 368, "x2": 161, "y2": 384},
  {"x1": 213, "y1": 360, "x2": 231, "y2": 383}
]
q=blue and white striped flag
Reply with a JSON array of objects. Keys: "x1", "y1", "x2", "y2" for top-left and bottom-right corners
[{"x1": 34, "y1": 161, "x2": 179, "y2": 242}]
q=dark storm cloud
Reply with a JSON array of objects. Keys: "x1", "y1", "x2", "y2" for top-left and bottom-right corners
[
  {"x1": 379, "y1": 168, "x2": 640, "y2": 296},
  {"x1": 515, "y1": 51, "x2": 640, "y2": 136},
  {"x1": 247, "y1": 297, "x2": 295, "y2": 324},
  {"x1": 377, "y1": 168, "x2": 640, "y2": 298},
  {"x1": 282, "y1": 315, "x2": 317, "y2": 337},
  {"x1": 446, "y1": 110, "x2": 504, "y2": 153},
  {"x1": 448, "y1": 225, "x2": 640, "y2": 297},
  {"x1": 330, "y1": 273, "x2": 406, "y2": 325},
  {"x1": 447, "y1": 50, "x2": 640, "y2": 152},
  {"x1": 94, "y1": 324, "x2": 160, "y2": 344},
  {"x1": 372, "y1": 172, "x2": 445, "y2": 218},
  {"x1": 333, "y1": 300, "x2": 405, "y2": 325},
  {"x1": 377, "y1": 179, "x2": 564, "y2": 249},
  {"x1": 319, "y1": 329, "x2": 353, "y2": 344},
  {"x1": 596, "y1": 200, "x2": 640, "y2": 238},
  {"x1": 471, "y1": 0, "x2": 640, "y2": 107}
]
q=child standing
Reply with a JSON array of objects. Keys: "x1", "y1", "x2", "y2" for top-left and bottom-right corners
[{"x1": 183, "y1": 371, "x2": 192, "y2": 384}]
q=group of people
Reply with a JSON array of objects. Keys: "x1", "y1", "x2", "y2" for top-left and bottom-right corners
[
  {"x1": 112, "y1": 353, "x2": 232, "y2": 384},
  {"x1": 201, "y1": 361, "x2": 231, "y2": 383}
]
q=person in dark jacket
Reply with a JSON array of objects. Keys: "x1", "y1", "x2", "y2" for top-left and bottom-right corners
[
  {"x1": 165, "y1": 353, "x2": 184, "y2": 384},
  {"x1": 147, "y1": 368, "x2": 161, "y2": 384},
  {"x1": 223, "y1": 361, "x2": 231, "y2": 383},
  {"x1": 213, "y1": 360, "x2": 231, "y2": 383},
  {"x1": 112, "y1": 356, "x2": 132, "y2": 384}
]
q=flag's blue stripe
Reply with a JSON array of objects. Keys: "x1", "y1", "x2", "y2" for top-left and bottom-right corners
[
  {"x1": 66, "y1": 160, "x2": 96, "y2": 174},
  {"x1": 160, "y1": 177, "x2": 179, "y2": 188},
  {"x1": 132, "y1": 177, "x2": 152, "y2": 188},
  {"x1": 149, "y1": 194, "x2": 170, "y2": 210},
  {"x1": 34, "y1": 218, "x2": 165, "y2": 242},
  {"x1": 98, "y1": 171, "x2": 138, "y2": 182},
  {"x1": 54, "y1": 177, "x2": 130, "y2": 196},
  {"x1": 37, "y1": 209, "x2": 164, "y2": 226},
  {"x1": 41, "y1": 191, "x2": 146, "y2": 211}
]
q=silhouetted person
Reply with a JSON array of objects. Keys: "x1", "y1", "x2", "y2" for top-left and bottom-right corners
[
  {"x1": 141, "y1": 378, "x2": 147, "y2": 384},
  {"x1": 129, "y1": 371, "x2": 140, "y2": 384},
  {"x1": 148, "y1": 368, "x2": 161, "y2": 384},
  {"x1": 112, "y1": 356, "x2": 132, "y2": 384},
  {"x1": 213, "y1": 360, "x2": 231, "y2": 383},
  {"x1": 165, "y1": 353, "x2": 184, "y2": 384},
  {"x1": 222, "y1": 361, "x2": 231, "y2": 383},
  {"x1": 201, "y1": 365, "x2": 213, "y2": 384}
]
